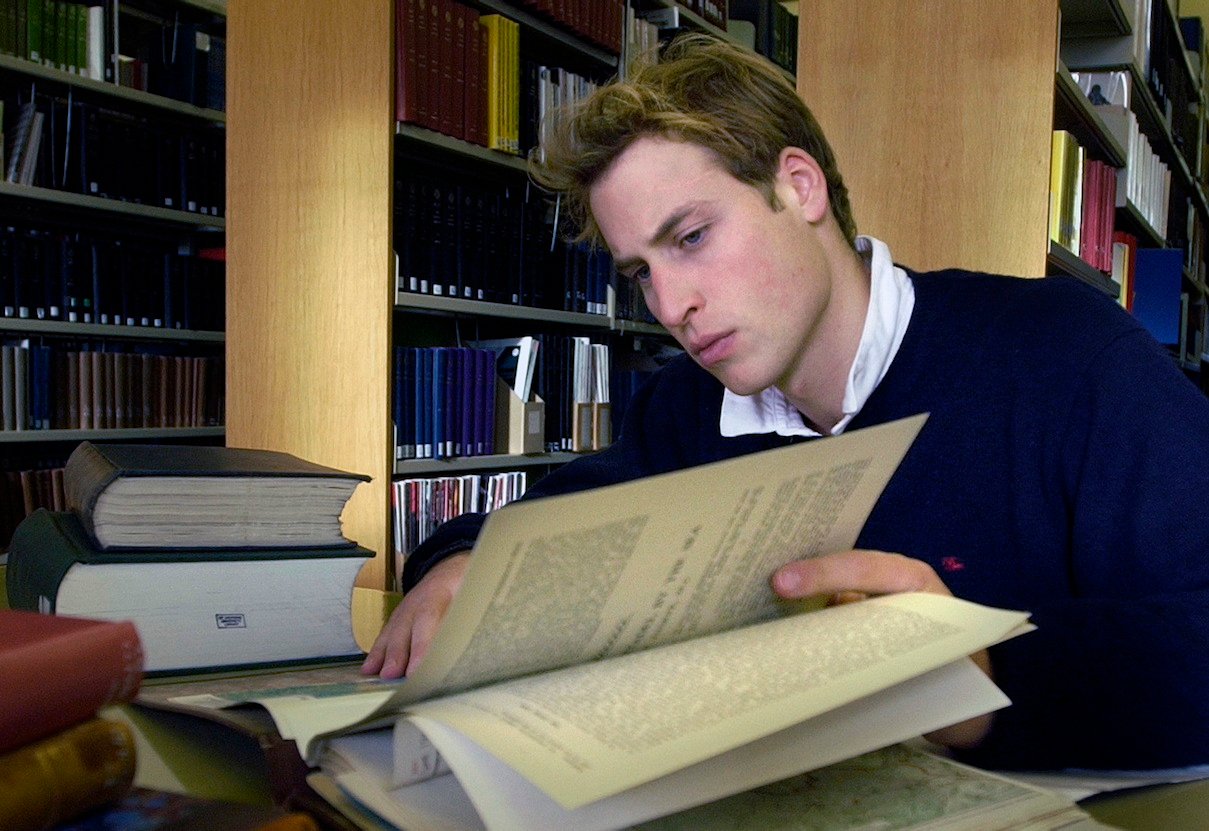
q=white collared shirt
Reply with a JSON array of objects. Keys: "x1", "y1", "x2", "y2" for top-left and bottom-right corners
[{"x1": 719, "y1": 235, "x2": 914, "y2": 438}]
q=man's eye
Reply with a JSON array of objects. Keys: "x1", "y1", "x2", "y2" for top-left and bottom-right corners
[
  {"x1": 681, "y1": 228, "x2": 705, "y2": 247},
  {"x1": 633, "y1": 265, "x2": 651, "y2": 284}
]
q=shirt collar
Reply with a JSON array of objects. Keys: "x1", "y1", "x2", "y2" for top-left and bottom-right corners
[{"x1": 719, "y1": 235, "x2": 915, "y2": 438}]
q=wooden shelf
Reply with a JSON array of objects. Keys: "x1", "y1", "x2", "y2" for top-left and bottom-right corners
[
  {"x1": 177, "y1": 0, "x2": 227, "y2": 14},
  {"x1": 396, "y1": 124, "x2": 528, "y2": 172},
  {"x1": 395, "y1": 291, "x2": 668, "y2": 335},
  {"x1": 0, "y1": 54, "x2": 225, "y2": 123},
  {"x1": 477, "y1": 0, "x2": 618, "y2": 67},
  {"x1": 0, "y1": 319, "x2": 224, "y2": 342},
  {"x1": 1054, "y1": 62, "x2": 1127, "y2": 167},
  {"x1": 0, "y1": 181, "x2": 226, "y2": 228},
  {"x1": 0, "y1": 427, "x2": 224, "y2": 444},
  {"x1": 396, "y1": 451, "x2": 581, "y2": 476},
  {"x1": 1059, "y1": 0, "x2": 1131, "y2": 38},
  {"x1": 1046, "y1": 241, "x2": 1121, "y2": 297}
]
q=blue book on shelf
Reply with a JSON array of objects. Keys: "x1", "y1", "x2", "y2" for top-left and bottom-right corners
[
  {"x1": 1133, "y1": 248, "x2": 1183, "y2": 346},
  {"x1": 460, "y1": 348, "x2": 476, "y2": 458},
  {"x1": 419, "y1": 348, "x2": 433, "y2": 459}
]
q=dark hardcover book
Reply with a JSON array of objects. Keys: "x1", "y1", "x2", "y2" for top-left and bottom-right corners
[
  {"x1": 432, "y1": 346, "x2": 447, "y2": 458},
  {"x1": 62, "y1": 441, "x2": 369, "y2": 550},
  {"x1": 420, "y1": 347, "x2": 433, "y2": 458},
  {"x1": 460, "y1": 347, "x2": 475, "y2": 457},
  {"x1": 396, "y1": 0, "x2": 419, "y2": 123},
  {"x1": 6, "y1": 510, "x2": 371, "y2": 673},
  {"x1": 426, "y1": 0, "x2": 442, "y2": 132},
  {"x1": 415, "y1": 0, "x2": 431, "y2": 128},
  {"x1": 437, "y1": 0, "x2": 455, "y2": 137},
  {"x1": 463, "y1": 2, "x2": 483, "y2": 145}
]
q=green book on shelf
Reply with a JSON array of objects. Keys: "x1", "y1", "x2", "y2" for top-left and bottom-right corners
[{"x1": 6, "y1": 510, "x2": 372, "y2": 673}]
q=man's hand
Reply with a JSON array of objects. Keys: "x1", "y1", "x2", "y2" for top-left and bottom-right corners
[
  {"x1": 771, "y1": 549, "x2": 992, "y2": 750},
  {"x1": 361, "y1": 552, "x2": 471, "y2": 679}
]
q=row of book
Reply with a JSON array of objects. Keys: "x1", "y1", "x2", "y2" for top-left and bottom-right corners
[
  {"x1": 392, "y1": 470, "x2": 527, "y2": 563},
  {"x1": 393, "y1": 336, "x2": 614, "y2": 461},
  {"x1": 110, "y1": 10, "x2": 227, "y2": 110},
  {"x1": 0, "y1": 343, "x2": 224, "y2": 431},
  {"x1": 395, "y1": 0, "x2": 603, "y2": 156},
  {"x1": 504, "y1": 0, "x2": 624, "y2": 53},
  {"x1": 394, "y1": 165, "x2": 613, "y2": 313},
  {"x1": 0, "y1": 1, "x2": 104, "y2": 79},
  {"x1": 727, "y1": 0, "x2": 796, "y2": 73},
  {"x1": 393, "y1": 345, "x2": 499, "y2": 460},
  {"x1": 535, "y1": 332, "x2": 610, "y2": 452},
  {"x1": 0, "y1": 231, "x2": 225, "y2": 331},
  {"x1": 1048, "y1": 130, "x2": 1119, "y2": 273},
  {"x1": 0, "y1": 462, "x2": 60, "y2": 545},
  {"x1": 3, "y1": 94, "x2": 225, "y2": 216}
]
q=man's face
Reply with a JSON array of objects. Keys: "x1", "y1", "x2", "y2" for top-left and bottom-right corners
[{"x1": 590, "y1": 136, "x2": 837, "y2": 397}]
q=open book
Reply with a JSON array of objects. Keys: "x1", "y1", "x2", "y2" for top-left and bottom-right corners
[{"x1": 168, "y1": 415, "x2": 1034, "y2": 830}]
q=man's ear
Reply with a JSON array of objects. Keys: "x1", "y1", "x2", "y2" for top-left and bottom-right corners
[{"x1": 779, "y1": 146, "x2": 829, "y2": 223}]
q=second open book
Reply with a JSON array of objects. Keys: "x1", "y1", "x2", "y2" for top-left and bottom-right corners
[{"x1": 171, "y1": 414, "x2": 1035, "y2": 830}]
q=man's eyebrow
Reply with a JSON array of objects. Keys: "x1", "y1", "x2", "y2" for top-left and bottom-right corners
[{"x1": 613, "y1": 203, "x2": 704, "y2": 275}]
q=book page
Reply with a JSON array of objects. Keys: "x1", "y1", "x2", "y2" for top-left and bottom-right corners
[
  {"x1": 401, "y1": 414, "x2": 928, "y2": 704},
  {"x1": 170, "y1": 416, "x2": 927, "y2": 760},
  {"x1": 331, "y1": 659, "x2": 1007, "y2": 831},
  {"x1": 409, "y1": 593, "x2": 1029, "y2": 808}
]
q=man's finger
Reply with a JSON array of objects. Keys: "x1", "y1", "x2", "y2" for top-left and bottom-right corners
[{"x1": 772, "y1": 549, "x2": 949, "y2": 599}]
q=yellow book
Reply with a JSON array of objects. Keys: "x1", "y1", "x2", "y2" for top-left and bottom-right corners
[
  {"x1": 481, "y1": 15, "x2": 504, "y2": 152},
  {"x1": 1067, "y1": 139, "x2": 1085, "y2": 257},
  {"x1": 510, "y1": 18, "x2": 520, "y2": 154},
  {"x1": 1049, "y1": 130, "x2": 1073, "y2": 248},
  {"x1": 0, "y1": 717, "x2": 136, "y2": 831}
]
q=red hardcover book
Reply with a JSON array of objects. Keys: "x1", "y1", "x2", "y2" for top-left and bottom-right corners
[
  {"x1": 415, "y1": 0, "x2": 431, "y2": 128},
  {"x1": 427, "y1": 0, "x2": 443, "y2": 132},
  {"x1": 451, "y1": 1, "x2": 467, "y2": 142},
  {"x1": 0, "y1": 609, "x2": 143, "y2": 755},
  {"x1": 463, "y1": 5, "x2": 483, "y2": 145},
  {"x1": 437, "y1": 0, "x2": 455, "y2": 137},
  {"x1": 396, "y1": 0, "x2": 419, "y2": 123},
  {"x1": 1079, "y1": 156, "x2": 1099, "y2": 269}
]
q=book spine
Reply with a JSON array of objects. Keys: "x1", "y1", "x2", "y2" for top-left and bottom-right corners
[{"x1": 0, "y1": 717, "x2": 136, "y2": 831}]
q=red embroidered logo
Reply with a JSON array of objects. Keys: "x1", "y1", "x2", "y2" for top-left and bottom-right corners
[{"x1": 941, "y1": 556, "x2": 966, "y2": 573}]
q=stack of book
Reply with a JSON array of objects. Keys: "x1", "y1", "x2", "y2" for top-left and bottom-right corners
[
  {"x1": 5, "y1": 441, "x2": 372, "y2": 673},
  {"x1": 0, "y1": 609, "x2": 143, "y2": 830}
]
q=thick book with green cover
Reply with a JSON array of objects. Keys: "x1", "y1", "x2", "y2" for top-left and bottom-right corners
[
  {"x1": 6, "y1": 510, "x2": 371, "y2": 673},
  {"x1": 63, "y1": 442, "x2": 369, "y2": 550}
]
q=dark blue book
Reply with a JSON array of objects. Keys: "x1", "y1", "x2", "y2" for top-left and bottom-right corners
[
  {"x1": 1133, "y1": 248, "x2": 1183, "y2": 346},
  {"x1": 481, "y1": 347, "x2": 496, "y2": 455},
  {"x1": 431, "y1": 347, "x2": 443, "y2": 458},
  {"x1": 393, "y1": 345, "x2": 406, "y2": 460},
  {"x1": 460, "y1": 347, "x2": 476, "y2": 457},
  {"x1": 416, "y1": 347, "x2": 430, "y2": 458}
]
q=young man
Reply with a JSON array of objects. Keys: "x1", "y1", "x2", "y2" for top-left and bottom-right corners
[{"x1": 364, "y1": 35, "x2": 1209, "y2": 771}]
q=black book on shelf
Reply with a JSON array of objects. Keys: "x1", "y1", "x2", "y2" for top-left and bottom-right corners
[
  {"x1": 441, "y1": 182, "x2": 459, "y2": 297},
  {"x1": 0, "y1": 227, "x2": 15, "y2": 317},
  {"x1": 19, "y1": 229, "x2": 48, "y2": 320},
  {"x1": 80, "y1": 104, "x2": 104, "y2": 197}
]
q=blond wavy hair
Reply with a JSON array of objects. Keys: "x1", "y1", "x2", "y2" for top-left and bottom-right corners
[{"x1": 529, "y1": 33, "x2": 856, "y2": 248}]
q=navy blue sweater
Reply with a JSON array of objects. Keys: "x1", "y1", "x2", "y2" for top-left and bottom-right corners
[{"x1": 404, "y1": 269, "x2": 1209, "y2": 771}]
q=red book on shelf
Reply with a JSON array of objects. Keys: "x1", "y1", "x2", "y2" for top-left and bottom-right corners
[
  {"x1": 396, "y1": 0, "x2": 420, "y2": 124},
  {"x1": 0, "y1": 608, "x2": 143, "y2": 755}
]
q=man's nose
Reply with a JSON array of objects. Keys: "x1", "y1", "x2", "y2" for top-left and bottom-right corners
[{"x1": 648, "y1": 266, "x2": 703, "y2": 329}]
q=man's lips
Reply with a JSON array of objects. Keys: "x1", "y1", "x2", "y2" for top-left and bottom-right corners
[{"x1": 691, "y1": 332, "x2": 734, "y2": 367}]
